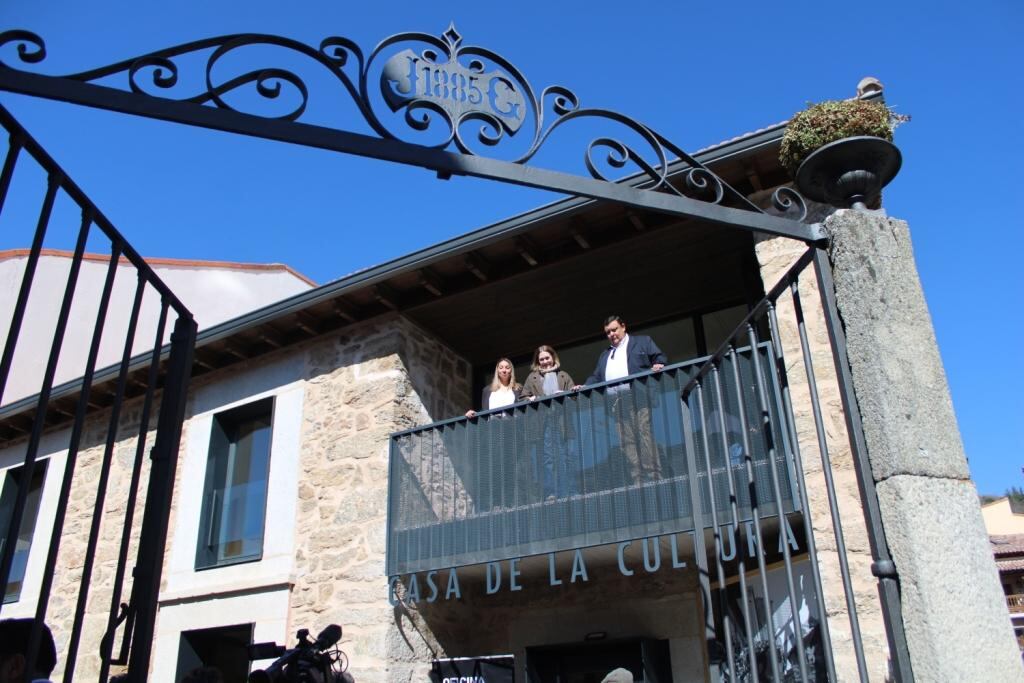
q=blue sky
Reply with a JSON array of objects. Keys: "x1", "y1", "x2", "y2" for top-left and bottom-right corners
[{"x1": 0, "y1": 2, "x2": 1020, "y2": 495}]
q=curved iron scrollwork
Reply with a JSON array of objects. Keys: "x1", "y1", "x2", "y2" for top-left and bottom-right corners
[{"x1": 0, "y1": 25, "x2": 811, "y2": 220}]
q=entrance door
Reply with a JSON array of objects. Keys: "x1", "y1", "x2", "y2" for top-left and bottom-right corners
[{"x1": 526, "y1": 639, "x2": 672, "y2": 683}]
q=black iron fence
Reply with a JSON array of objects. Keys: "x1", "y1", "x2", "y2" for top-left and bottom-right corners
[
  {"x1": 386, "y1": 343, "x2": 798, "y2": 575},
  {"x1": 682, "y1": 247, "x2": 908, "y2": 682},
  {"x1": 0, "y1": 104, "x2": 196, "y2": 683}
]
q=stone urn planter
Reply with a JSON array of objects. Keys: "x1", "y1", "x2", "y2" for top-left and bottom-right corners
[{"x1": 780, "y1": 98, "x2": 906, "y2": 210}]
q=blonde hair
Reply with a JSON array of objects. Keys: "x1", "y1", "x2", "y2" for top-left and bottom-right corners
[
  {"x1": 530, "y1": 345, "x2": 561, "y2": 373},
  {"x1": 489, "y1": 358, "x2": 521, "y2": 392}
]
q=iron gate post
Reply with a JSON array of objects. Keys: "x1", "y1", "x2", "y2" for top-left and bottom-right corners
[{"x1": 123, "y1": 315, "x2": 196, "y2": 682}]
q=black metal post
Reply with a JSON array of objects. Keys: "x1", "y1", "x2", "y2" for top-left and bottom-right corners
[
  {"x1": 98, "y1": 300, "x2": 170, "y2": 682},
  {"x1": 766, "y1": 292, "x2": 838, "y2": 682},
  {"x1": 16, "y1": 211, "x2": 91, "y2": 671},
  {"x1": 0, "y1": 173, "x2": 59, "y2": 597},
  {"x1": 123, "y1": 314, "x2": 196, "y2": 682}
]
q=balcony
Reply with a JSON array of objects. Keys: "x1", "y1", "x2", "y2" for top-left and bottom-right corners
[
  {"x1": 1008, "y1": 594, "x2": 1024, "y2": 614},
  {"x1": 386, "y1": 343, "x2": 799, "y2": 576}
]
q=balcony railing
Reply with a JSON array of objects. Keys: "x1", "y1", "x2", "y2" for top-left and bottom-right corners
[
  {"x1": 1008, "y1": 593, "x2": 1024, "y2": 614},
  {"x1": 386, "y1": 342, "x2": 798, "y2": 576}
]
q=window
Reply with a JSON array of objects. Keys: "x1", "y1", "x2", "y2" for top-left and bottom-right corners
[
  {"x1": 195, "y1": 398, "x2": 273, "y2": 570},
  {"x1": 175, "y1": 623, "x2": 253, "y2": 683},
  {"x1": 0, "y1": 460, "x2": 47, "y2": 603}
]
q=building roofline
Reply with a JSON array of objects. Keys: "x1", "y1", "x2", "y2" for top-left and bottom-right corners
[
  {"x1": 0, "y1": 248, "x2": 317, "y2": 286},
  {"x1": 0, "y1": 120, "x2": 793, "y2": 423},
  {"x1": 1, "y1": 87, "x2": 887, "y2": 426}
]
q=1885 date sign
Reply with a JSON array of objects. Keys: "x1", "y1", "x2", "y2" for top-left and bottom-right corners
[
  {"x1": 382, "y1": 40, "x2": 525, "y2": 135},
  {"x1": 0, "y1": 24, "x2": 815, "y2": 225}
]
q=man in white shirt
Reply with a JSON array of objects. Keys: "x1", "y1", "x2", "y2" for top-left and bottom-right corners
[{"x1": 584, "y1": 316, "x2": 667, "y2": 483}]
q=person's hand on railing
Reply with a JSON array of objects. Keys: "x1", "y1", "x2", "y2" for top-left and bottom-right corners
[
  {"x1": 652, "y1": 363, "x2": 665, "y2": 371},
  {"x1": 465, "y1": 409, "x2": 476, "y2": 418}
]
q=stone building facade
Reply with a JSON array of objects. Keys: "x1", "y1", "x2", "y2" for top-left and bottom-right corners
[{"x1": 4, "y1": 95, "x2": 1017, "y2": 682}]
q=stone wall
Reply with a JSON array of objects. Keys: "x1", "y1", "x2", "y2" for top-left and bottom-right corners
[
  {"x1": 753, "y1": 234, "x2": 890, "y2": 682},
  {"x1": 284, "y1": 315, "x2": 471, "y2": 683},
  {"x1": 0, "y1": 312, "x2": 471, "y2": 682},
  {"x1": 0, "y1": 394, "x2": 159, "y2": 682},
  {"x1": 824, "y1": 210, "x2": 1022, "y2": 681}
]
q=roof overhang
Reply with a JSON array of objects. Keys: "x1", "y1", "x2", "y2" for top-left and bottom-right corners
[{"x1": 0, "y1": 115, "x2": 803, "y2": 441}]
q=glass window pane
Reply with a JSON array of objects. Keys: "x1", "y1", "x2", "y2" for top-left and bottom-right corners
[
  {"x1": 0, "y1": 460, "x2": 48, "y2": 603},
  {"x1": 701, "y1": 304, "x2": 749, "y2": 351},
  {"x1": 196, "y1": 400, "x2": 273, "y2": 570}
]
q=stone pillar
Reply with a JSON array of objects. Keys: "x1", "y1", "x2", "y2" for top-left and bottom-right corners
[{"x1": 824, "y1": 209, "x2": 1022, "y2": 681}]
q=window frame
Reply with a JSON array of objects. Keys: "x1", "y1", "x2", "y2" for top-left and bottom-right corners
[
  {"x1": 0, "y1": 459, "x2": 48, "y2": 604},
  {"x1": 194, "y1": 397, "x2": 275, "y2": 571}
]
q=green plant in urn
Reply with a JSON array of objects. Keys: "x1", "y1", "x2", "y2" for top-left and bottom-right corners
[{"x1": 782, "y1": 98, "x2": 908, "y2": 209}]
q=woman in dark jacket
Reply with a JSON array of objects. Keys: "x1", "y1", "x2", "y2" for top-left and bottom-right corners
[{"x1": 522, "y1": 345, "x2": 578, "y2": 501}]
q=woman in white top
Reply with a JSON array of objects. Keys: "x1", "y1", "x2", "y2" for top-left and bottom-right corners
[
  {"x1": 464, "y1": 358, "x2": 522, "y2": 513},
  {"x1": 465, "y1": 358, "x2": 522, "y2": 418}
]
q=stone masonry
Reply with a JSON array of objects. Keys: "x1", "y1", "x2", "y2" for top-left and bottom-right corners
[
  {"x1": 824, "y1": 210, "x2": 1022, "y2": 681},
  {"x1": 754, "y1": 233, "x2": 889, "y2": 682},
  {"x1": 1, "y1": 313, "x2": 470, "y2": 682},
  {"x1": 285, "y1": 315, "x2": 471, "y2": 683}
]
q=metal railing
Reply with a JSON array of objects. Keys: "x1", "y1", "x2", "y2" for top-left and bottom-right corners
[
  {"x1": 1007, "y1": 594, "x2": 1024, "y2": 614},
  {"x1": 388, "y1": 245, "x2": 912, "y2": 682},
  {"x1": 386, "y1": 343, "x2": 798, "y2": 576},
  {"x1": 0, "y1": 104, "x2": 196, "y2": 683},
  {"x1": 678, "y1": 247, "x2": 911, "y2": 682}
]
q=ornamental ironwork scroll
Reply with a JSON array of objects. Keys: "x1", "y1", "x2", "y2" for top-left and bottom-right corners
[{"x1": 0, "y1": 25, "x2": 808, "y2": 222}]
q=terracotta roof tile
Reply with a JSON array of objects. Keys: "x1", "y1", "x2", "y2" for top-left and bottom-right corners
[{"x1": 991, "y1": 534, "x2": 1024, "y2": 556}]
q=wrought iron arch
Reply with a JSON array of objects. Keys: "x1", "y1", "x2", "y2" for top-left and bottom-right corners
[
  {"x1": 0, "y1": 25, "x2": 816, "y2": 241},
  {"x1": 0, "y1": 22, "x2": 918, "y2": 683}
]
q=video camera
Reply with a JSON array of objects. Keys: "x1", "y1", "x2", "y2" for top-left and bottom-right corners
[{"x1": 248, "y1": 624, "x2": 353, "y2": 683}]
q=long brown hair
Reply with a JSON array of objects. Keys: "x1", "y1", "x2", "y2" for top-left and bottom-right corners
[
  {"x1": 489, "y1": 358, "x2": 521, "y2": 392},
  {"x1": 530, "y1": 345, "x2": 561, "y2": 373}
]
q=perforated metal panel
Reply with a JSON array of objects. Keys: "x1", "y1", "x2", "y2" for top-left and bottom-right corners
[{"x1": 386, "y1": 343, "x2": 797, "y2": 576}]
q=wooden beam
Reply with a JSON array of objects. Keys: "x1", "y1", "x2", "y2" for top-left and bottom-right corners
[
  {"x1": 374, "y1": 283, "x2": 400, "y2": 311},
  {"x1": 333, "y1": 299, "x2": 359, "y2": 323},
  {"x1": 744, "y1": 163, "x2": 764, "y2": 192},
  {"x1": 50, "y1": 401, "x2": 76, "y2": 419},
  {"x1": 223, "y1": 345, "x2": 248, "y2": 361},
  {"x1": 464, "y1": 253, "x2": 492, "y2": 281},
  {"x1": 259, "y1": 331, "x2": 283, "y2": 348},
  {"x1": 294, "y1": 312, "x2": 319, "y2": 336},
  {"x1": 87, "y1": 391, "x2": 113, "y2": 409},
  {"x1": 627, "y1": 211, "x2": 646, "y2": 232},
  {"x1": 192, "y1": 349, "x2": 217, "y2": 370},
  {"x1": 418, "y1": 268, "x2": 444, "y2": 297},
  {"x1": 515, "y1": 237, "x2": 540, "y2": 266},
  {"x1": 6, "y1": 414, "x2": 32, "y2": 435},
  {"x1": 570, "y1": 227, "x2": 591, "y2": 250}
]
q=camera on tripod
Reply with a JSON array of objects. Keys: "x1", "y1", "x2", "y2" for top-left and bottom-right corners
[{"x1": 247, "y1": 624, "x2": 353, "y2": 683}]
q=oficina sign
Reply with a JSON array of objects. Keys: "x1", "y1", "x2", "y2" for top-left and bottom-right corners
[
  {"x1": 430, "y1": 655, "x2": 514, "y2": 683},
  {"x1": 389, "y1": 521, "x2": 801, "y2": 605}
]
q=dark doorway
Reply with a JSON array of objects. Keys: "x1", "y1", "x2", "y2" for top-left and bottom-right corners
[
  {"x1": 526, "y1": 639, "x2": 671, "y2": 683},
  {"x1": 175, "y1": 623, "x2": 253, "y2": 683}
]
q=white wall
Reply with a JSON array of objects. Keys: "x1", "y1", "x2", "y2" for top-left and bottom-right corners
[
  {"x1": 155, "y1": 353, "x2": 306, "y2": 679},
  {"x1": 0, "y1": 430, "x2": 69, "y2": 618},
  {"x1": 982, "y1": 499, "x2": 1024, "y2": 536},
  {"x1": 0, "y1": 253, "x2": 313, "y2": 406}
]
